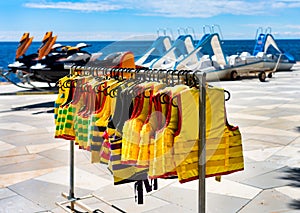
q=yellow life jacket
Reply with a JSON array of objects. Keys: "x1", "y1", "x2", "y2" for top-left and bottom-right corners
[
  {"x1": 73, "y1": 80, "x2": 95, "y2": 148},
  {"x1": 109, "y1": 82, "x2": 154, "y2": 185},
  {"x1": 145, "y1": 86, "x2": 173, "y2": 169},
  {"x1": 86, "y1": 91, "x2": 102, "y2": 150},
  {"x1": 135, "y1": 83, "x2": 167, "y2": 167},
  {"x1": 91, "y1": 79, "x2": 120, "y2": 163},
  {"x1": 54, "y1": 76, "x2": 74, "y2": 139},
  {"x1": 173, "y1": 87, "x2": 244, "y2": 183},
  {"x1": 121, "y1": 82, "x2": 161, "y2": 164},
  {"x1": 148, "y1": 85, "x2": 189, "y2": 179},
  {"x1": 61, "y1": 78, "x2": 87, "y2": 141},
  {"x1": 109, "y1": 131, "x2": 148, "y2": 185},
  {"x1": 88, "y1": 81, "x2": 109, "y2": 156}
]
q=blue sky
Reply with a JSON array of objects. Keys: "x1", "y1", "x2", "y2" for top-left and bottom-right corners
[{"x1": 1, "y1": 0, "x2": 300, "y2": 41}]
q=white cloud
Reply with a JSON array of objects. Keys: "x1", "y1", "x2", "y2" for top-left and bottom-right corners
[
  {"x1": 24, "y1": 1, "x2": 123, "y2": 12},
  {"x1": 0, "y1": 31, "x2": 34, "y2": 41},
  {"x1": 23, "y1": 0, "x2": 300, "y2": 18},
  {"x1": 286, "y1": 25, "x2": 300, "y2": 29},
  {"x1": 272, "y1": 1, "x2": 300, "y2": 8},
  {"x1": 273, "y1": 31, "x2": 300, "y2": 37},
  {"x1": 130, "y1": 0, "x2": 268, "y2": 17}
]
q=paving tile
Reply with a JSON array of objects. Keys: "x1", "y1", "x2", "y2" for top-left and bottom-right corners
[
  {"x1": 0, "y1": 122, "x2": 37, "y2": 132},
  {"x1": 0, "y1": 194, "x2": 46, "y2": 213},
  {"x1": 207, "y1": 192, "x2": 250, "y2": 213},
  {"x1": 35, "y1": 167, "x2": 112, "y2": 191},
  {"x1": 143, "y1": 203, "x2": 195, "y2": 213},
  {"x1": 241, "y1": 132, "x2": 296, "y2": 146},
  {"x1": 93, "y1": 184, "x2": 134, "y2": 201},
  {"x1": 276, "y1": 186, "x2": 300, "y2": 200},
  {"x1": 227, "y1": 119, "x2": 263, "y2": 129},
  {"x1": 170, "y1": 178, "x2": 261, "y2": 200},
  {"x1": 281, "y1": 103, "x2": 300, "y2": 109},
  {"x1": 9, "y1": 179, "x2": 90, "y2": 210},
  {"x1": 242, "y1": 139, "x2": 282, "y2": 151},
  {"x1": 39, "y1": 147, "x2": 93, "y2": 165},
  {"x1": 242, "y1": 126, "x2": 299, "y2": 138},
  {"x1": 206, "y1": 178, "x2": 261, "y2": 199},
  {"x1": 0, "y1": 188, "x2": 17, "y2": 200},
  {"x1": 242, "y1": 98, "x2": 290, "y2": 106},
  {"x1": 26, "y1": 142, "x2": 68, "y2": 154},
  {"x1": 244, "y1": 147, "x2": 283, "y2": 162},
  {"x1": 256, "y1": 104, "x2": 284, "y2": 110},
  {"x1": 0, "y1": 156, "x2": 63, "y2": 174},
  {"x1": 258, "y1": 118, "x2": 300, "y2": 131},
  {"x1": 0, "y1": 146, "x2": 29, "y2": 158},
  {"x1": 225, "y1": 104, "x2": 248, "y2": 110},
  {"x1": 0, "y1": 112, "x2": 31, "y2": 120},
  {"x1": 151, "y1": 180, "x2": 252, "y2": 213},
  {"x1": 151, "y1": 183, "x2": 198, "y2": 211},
  {"x1": 92, "y1": 178, "x2": 176, "y2": 204},
  {"x1": 268, "y1": 110, "x2": 300, "y2": 120},
  {"x1": 289, "y1": 136, "x2": 300, "y2": 148},
  {"x1": 281, "y1": 115, "x2": 300, "y2": 122},
  {"x1": 0, "y1": 153, "x2": 42, "y2": 167},
  {"x1": 0, "y1": 129, "x2": 23, "y2": 138},
  {"x1": 0, "y1": 167, "x2": 60, "y2": 188},
  {"x1": 110, "y1": 196, "x2": 170, "y2": 213},
  {"x1": 240, "y1": 166, "x2": 294, "y2": 189},
  {"x1": 0, "y1": 131, "x2": 56, "y2": 146},
  {"x1": 0, "y1": 114, "x2": 51, "y2": 124},
  {"x1": 228, "y1": 113, "x2": 270, "y2": 121},
  {"x1": 50, "y1": 207, "x2": 66, "y2": 213},
  {"x1": 267, "y1": 154, "x2": 300, "y2": 168},
  {"x1": 76, "y1": 163, "x2": 113, "y2": 178},
  {"x1": 238, "y1": 189, "x2": 298, "y2": 213},
  {"x1": 0, "y1": 141, "x2": 15, "y2": 152},
  {"x1": 276, "y1": 146, "x2": 300, "y2": 158},
  {"x1": 225, "y1": 161, "x2": 285, "y2": 182}
]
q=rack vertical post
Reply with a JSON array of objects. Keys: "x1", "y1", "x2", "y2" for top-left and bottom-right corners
[
  {"x1": 195, "y1": 71, "x2": 206, "y2": 213},
  {"x1": 69, "y1": 140, "x2": 75, "y2": 209}
]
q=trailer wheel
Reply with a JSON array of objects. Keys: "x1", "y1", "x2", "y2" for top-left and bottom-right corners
[
  {"x1": 268, "y1": 73, "x2": 273, "y2": 78},
  {"x1": 230, "y1": 71, "x2": 238, "y2": 80},
  {"x1": 258, "y1": 71, "x2": 266, "y2": 82}
]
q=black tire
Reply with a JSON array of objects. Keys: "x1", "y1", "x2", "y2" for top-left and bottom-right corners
[
  {"x1": 258, "y1": 71, "x2": 266, "y2": 82},
  {"x1": 268, "y1": 73, "x2": 273, "y2": 78},
  {"x1": 230, "y1": 71, "x2": 238, "y2": 80}
]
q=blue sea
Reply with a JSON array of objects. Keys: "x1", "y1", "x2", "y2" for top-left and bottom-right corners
[{"x1": 1, "y1": 39, "x2": 300, "y2": 82}]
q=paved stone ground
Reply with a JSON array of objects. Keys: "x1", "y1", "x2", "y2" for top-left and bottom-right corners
[{"x1": 0, "y1": 67, "x2": 300, "y2": 213}]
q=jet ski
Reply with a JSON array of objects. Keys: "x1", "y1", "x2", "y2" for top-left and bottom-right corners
[
  {"x1": 30, "y1": 43, "x2": 102, "y2": 83},
  {"x1": 8, "y1": 31, "x2": 56, "y2": 73},
  {"x1": 8, "y1": 32, "x2": 103, "y2": 84}
]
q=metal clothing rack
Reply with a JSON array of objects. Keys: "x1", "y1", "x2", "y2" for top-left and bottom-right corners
[{"x1": 55, "y1": 67, "x2": 206, "y2": 213}]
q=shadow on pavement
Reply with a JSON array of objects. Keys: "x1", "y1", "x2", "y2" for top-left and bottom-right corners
[
  {"x1": 14, "y1": 101, "x2": 55, "y2": 114},
  {"x1": 281, "y1": 167, "x2": 300, "y2": 209},
  {"x1": 0, "y1": 101, "x2": 54, "y2": 114},
  {"x1": 11, "y1": 101, "x2": 54, "y2": 111},
  {"x1": 289, "y1": 201, "x2": 300, "y2": 210}
]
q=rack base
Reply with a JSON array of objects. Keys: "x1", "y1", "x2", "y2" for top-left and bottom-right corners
[{"x1": 56, "y1": 192, "x2": 126, "y2": 213}]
